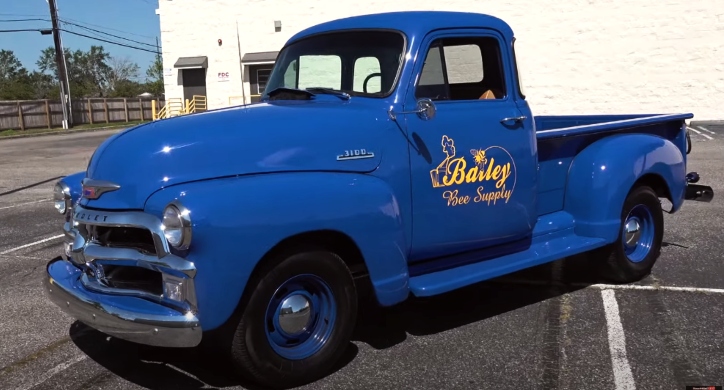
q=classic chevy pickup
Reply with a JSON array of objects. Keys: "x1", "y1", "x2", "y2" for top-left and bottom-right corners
[{"x1": 46, "y1": 10, "x2": 714, "y2": 389}]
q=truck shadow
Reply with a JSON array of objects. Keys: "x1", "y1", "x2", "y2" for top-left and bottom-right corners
[
  {"x1": 69, "y1": 320, "x2": 358, "y2": 389},
  {"x1": 67, "y1": 252, "x2": 658, "y2": 389},
  {"x1": 351, "y1": 253, "x2": 617, "y2": 350}
]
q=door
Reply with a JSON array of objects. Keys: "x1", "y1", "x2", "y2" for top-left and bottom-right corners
[
  {"x1": 405, "y1": 29, "x2": 538, "y2": 262},
  {"x1": 182, "y1": 68, "x2": 207, "y2": 108}
]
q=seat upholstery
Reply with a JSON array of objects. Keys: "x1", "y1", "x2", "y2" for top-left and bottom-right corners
[{"x1": 479, "y1": 89, "x2": 496, "y2": 99}]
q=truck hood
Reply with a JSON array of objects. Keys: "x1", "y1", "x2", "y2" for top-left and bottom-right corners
[{"x1": 79, "y1": 99, "x2": 386, "y2": 210}]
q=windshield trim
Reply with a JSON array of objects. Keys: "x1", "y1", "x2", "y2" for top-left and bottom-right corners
[{"x1": 262, "y1": 28, "x2": 408, "y2": 100}]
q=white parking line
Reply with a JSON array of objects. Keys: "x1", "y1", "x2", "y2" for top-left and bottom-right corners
[
  {"x1": 588, "y1": 283, "x2": 724, "y2": 294},
  {"x1": 490, "y1": 278, "x2": 724, "y2": 294},
  {"x1": 687, "y1": 126, "x2": 713, "y2": 140},
  {"x1": 12, "y1": 355, "x2": 87, "y2": 390},
  {"x1": 0, "y1": 234, "x2": 64, "y2": 255},
  {"x1": 601, "y1": 289, "x2": 636, "y2": 390},
  {"x1": 0, "y1": 199, "x2": 51, "y2": 211},
  {"x1": 697, "y1": 126, "x2": 715, "y2": 134}
]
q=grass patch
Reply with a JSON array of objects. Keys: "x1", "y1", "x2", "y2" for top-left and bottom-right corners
[{"x1": 0, "y1": 120, "x2": 149, "y2": 138}]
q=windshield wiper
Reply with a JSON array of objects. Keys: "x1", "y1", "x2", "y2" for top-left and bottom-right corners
[{"x1": 305, "y1": 87, "x2": 351, "y2": 100}]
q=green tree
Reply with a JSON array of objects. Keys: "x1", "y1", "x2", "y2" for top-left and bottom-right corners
[
  {"x1": 37, "y1": 45, "x2": 113, "y2": 98},
  {"x1": 107, "y1": 56, "x2": 140, "y2": 94},
  {"x1": 109, "y1": 79, "x2": 145, "y2": 97},
  {"x1": 145, "y1": 53, "x2": 163, "y2": 96},
  {"x1": 0, "y1": 50, "x2": 35, "y2": 100}
]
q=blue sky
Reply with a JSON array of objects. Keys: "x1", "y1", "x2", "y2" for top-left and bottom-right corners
[{"x1": 0, "y1": 0, "x2": 160, "y2": 77}]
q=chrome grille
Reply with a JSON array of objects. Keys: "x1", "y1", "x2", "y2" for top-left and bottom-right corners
[
  {"x1": 91, "y1": 226, "x2": 157, "y2": 255},
  {"x1": 62, "y1": 204, "x2": 198, "y2": 314}
]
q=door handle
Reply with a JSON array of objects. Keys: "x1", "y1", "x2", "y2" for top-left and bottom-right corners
[{"x1": 500, "y1": 115, "x2": 527, "y2": 124}]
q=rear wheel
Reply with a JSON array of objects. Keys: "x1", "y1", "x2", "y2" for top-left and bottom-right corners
[
  {"x1": 230, "y1": 250, "x2": 358, "y2": 389},
  {"x1": 594, "y1": 185, "x2": 664, "y2": 283}
]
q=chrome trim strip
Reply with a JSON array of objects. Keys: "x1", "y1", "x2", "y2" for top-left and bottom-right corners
[
  {"x1": 82, "y1": 243, "x2": 196, "y2": 278},
  {"x1": 45, "y1": 257, "x2": 202, "y2": 348}
]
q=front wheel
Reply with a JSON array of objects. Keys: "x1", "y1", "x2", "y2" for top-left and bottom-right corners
[
  {"x1": 593, "y1": 185, "x2": 664, "y2": 283},
  {"x1": 230, "y1": 250, "x2": 358, "y2": 389}
]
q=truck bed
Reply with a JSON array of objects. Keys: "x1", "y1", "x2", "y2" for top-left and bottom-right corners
[
  {"x1": 534, "y1": 113, "x2": 692, "y2": 216},
  {"x1": 535, "y1": 113, "x2": 693, "y2": 139}
]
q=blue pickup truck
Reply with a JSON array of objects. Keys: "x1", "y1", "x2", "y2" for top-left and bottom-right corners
[{"x1": 46, "y1": 11, "x2": 714, "y2": 389}]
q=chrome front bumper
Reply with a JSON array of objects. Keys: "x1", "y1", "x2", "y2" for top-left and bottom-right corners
[
  {"x1": 46, "y1": 204, "x2": 202, "y2": 348},
  {"x1": 45, "y1": 257, "x2": 202, "y2": 347}
]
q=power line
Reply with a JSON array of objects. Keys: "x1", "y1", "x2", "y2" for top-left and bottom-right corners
[
  {"x1": 58, "y1": 16, "x2": 158, "y2": 40},
  {"x1": 0, "y1": 28, "x2": 51, "y2": 33},
  {"x1": 0, "y1": 18, "x2": 51, "y2": 22},
  {"x1": 60, "y1": 19, "x2": 157, "y2": 48},
  {"x1": 60, "y1": 29, "x2": 160, "y2": 54},
  {"x1": 0, "y1": 13, "x2": 48, "y2": 18},
  {"x1": 0, "y1": 17, "x2": 160, "y2": 52}
]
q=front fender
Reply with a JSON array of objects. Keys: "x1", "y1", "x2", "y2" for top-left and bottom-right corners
[
  {"x1": 564, "y1": 133, "x2": 685, "y2": 242},
  {"x1": 57, "y1": 171, "x2": 86, "y2": 207},
  {"x1": 143, "y1": 172, "x2": 410, "y2": 331}
]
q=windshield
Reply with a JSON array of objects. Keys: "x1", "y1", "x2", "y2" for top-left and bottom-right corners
[{"x1": 262, "y1": 30, "x2": 406, "y2": 99}]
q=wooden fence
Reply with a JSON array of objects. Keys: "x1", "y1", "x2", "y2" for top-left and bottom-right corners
[{"x1": 0, "y1": 98, "x2": 165, "y2": 131}]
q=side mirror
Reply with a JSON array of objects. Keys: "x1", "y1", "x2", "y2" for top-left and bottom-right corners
[
  {"x1": 416, "y1": 98, "x2": 436, "y2": 120},
  {"x1": 387, "y1": 98, "x2": 437, "y2": 121}
]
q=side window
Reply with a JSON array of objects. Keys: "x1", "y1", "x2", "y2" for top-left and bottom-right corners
[
  {"x1": 443, "y1": 44, "x2": 483, "y2": 84},
  {"x1": 512, "y1": 39, "x2": 526, "y2": 99},
  {"x1": 297, "y1": 55, "x2": 342, "y2": 90},
  {"x1": 415, "y1": 36, "x2": 506, "y2": 101},
  {"x1": 353, "y1": 56, "x2": 382, "y2": 93},
  {"x1": 282, "y1": 59, "x2": 297, "y2": 88},
  {"x1": 415, "y1": 44, "x2": 448, "y2": 100}
]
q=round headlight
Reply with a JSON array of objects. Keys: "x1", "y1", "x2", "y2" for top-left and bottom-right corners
[
  {"x1": 53, "y1": 182, "x2": 70, "y2": 215},
  {"x1": 162, "y1": 201, "x2": 192, "y2": 250}
]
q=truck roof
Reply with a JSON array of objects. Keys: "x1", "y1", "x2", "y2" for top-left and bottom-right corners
[{"x1": 287, "y1": 11, "x2": 515, "y2": 45}]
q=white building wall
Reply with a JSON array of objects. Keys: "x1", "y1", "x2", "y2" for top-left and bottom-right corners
[{"x1": 157, "y1": 0, "x2": 724, "y2": 121}]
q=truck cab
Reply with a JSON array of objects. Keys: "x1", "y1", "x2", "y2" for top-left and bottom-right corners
[{"x1": 45, "y1": 11, "x2": 714, "y2": 390}]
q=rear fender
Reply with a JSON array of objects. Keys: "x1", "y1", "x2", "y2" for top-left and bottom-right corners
[
  {"x1": 564, "y1": 133, "x2": 685, "y2": 242},
  {"x1": 143, "y1": 172, "x2": 410, "y2": 331}
]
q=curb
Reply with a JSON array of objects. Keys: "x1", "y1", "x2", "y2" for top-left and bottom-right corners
[
  {"x1": 690, "y1": 120, "x2": 724, "y2": 127},
  {"x1": 0, "y1": 124, "x2": 142, "y2": 141}
]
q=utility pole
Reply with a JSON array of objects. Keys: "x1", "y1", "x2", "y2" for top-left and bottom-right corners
[{"x1": 48, "y1": 0, "x2": 73, "y2": 129}]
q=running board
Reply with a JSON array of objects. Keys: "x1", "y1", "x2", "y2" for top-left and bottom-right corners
[{"x1": 409, "y1": 229, "x2": 607, "y2": 297}]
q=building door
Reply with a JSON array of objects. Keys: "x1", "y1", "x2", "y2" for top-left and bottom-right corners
[
  {"x1": 248, "y1": 65, "x2": 273, "y2": 103},
  {"x1": 182, "y1": 68, "x2": 207, "y2": 110}
]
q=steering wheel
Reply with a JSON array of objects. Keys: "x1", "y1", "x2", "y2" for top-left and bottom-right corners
[{"x1": 363, "y1": 73, "x2": 382, "y2": 93}]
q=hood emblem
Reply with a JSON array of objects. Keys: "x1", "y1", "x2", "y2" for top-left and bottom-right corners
[
  {"x1": 81, "y1": 178, "x2": 121, "y2": 200},
  {"x1": 337, "y1": 149, "x2": 375, "y2": 161}
]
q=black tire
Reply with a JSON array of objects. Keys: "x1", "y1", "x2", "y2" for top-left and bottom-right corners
[
  {"x1": 230, "y1": 250, "x2": 358, "y2": 389},
  {"x1": 593, "y1": 185, "x2": 664, "y2": 283}
]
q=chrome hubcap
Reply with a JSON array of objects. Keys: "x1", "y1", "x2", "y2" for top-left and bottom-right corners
[
  {"x1": 625, "y1": 219, "x2": 641, "y2": 246},
  {"x1": 278, "y1": 294, "x2": 312, "y2": 335}
]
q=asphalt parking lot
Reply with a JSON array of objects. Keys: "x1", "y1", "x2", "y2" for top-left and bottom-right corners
[{"x1": 0, "y1": 125, "x2": 722, "y2": 390}]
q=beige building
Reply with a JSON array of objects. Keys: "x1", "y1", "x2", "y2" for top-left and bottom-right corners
[{"x1": 155, "y1": 0, "x2": 723, "y2": 121}]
